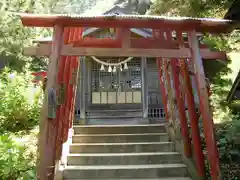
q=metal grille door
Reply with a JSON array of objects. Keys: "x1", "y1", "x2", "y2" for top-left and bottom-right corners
[
  {"x1": 147, "y1": 59, "x2": 165, "y2": 120},
  {"x1": 91, "y1": 58, "x2": 142, "y2": 105}
]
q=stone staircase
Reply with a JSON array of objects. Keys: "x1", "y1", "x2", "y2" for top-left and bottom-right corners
[{"x1": 63, "y1": 123, "x2": 192, "y2": 180}]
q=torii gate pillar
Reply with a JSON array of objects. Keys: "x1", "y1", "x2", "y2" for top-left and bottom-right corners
[{"x1": 189, "y1": 30, "x2": 220, "y2": 180}]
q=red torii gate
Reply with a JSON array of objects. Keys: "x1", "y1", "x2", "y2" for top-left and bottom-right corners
[
  {"x1": 31, "y1": 71, "x2": 47, "y2": 84},
  {"x1": 19, "y1": 13, "x2": 235, "y2": 180}
]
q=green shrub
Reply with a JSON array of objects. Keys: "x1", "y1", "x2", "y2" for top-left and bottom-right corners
[
  {"x1": 0, "y1": 68, "x2": 40, "y2": 179},
  {"x1": 0, "y1": 68, "x2": 42, "y2": 134},
  {"x1": 0, "y1": 134, "x2": 36, "y2": 180}
]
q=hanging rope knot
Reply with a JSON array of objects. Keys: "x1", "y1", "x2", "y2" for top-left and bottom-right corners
[{"x1": 90, "y1": 56, "x2": 133, "y2": 72}]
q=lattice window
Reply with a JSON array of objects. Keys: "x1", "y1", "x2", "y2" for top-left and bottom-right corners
[
  {"x1": 148, "y1": 108, "x2": 165, "y2": 119},
  {"x1": 91, "y1": 58, "x2": 141, "y2": 92}
]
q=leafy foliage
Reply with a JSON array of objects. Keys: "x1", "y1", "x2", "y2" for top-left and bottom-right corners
[
  {"x1": 0, "y1": 0, "x2": 55, "y2": 72},
  {"x1": 0, "y1": 68, "x2": 43, "y2": 134},
  {"x1": 53, "y1": 0, "x2": 99, "y2": 13},
  {"x1": 150, "y1": 0, "x2": 233, "y2": 17},
  {"x1": 216, "y1": 117, "x2": 240, "y2": 179},
  {"x1": 0, "y1": 134, "x2": 36, "y2": 180},
  {"x1": 0, "y1": 68, "x2": 41, "y2": 179}
]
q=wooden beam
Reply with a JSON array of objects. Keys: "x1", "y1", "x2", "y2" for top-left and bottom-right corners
[
  {"x1": 131, "y1": 38, "x2": 179, "y2": 49},
  {"x1": 42, "y1": 36, "x2": 208, "y2": 49},
  {"x1": 23, "y1": 44, "x2": 191, "y2": 58},
  {"x1": 171, "y1": 59, "x2": 192, "y2": 158},
  {"x1": 188, "y1": 30, "x2": 221, "y2": 180},
  {"x1": 61, "y1": 46, "x2": 191, "y2": 58},
  {"x1": 38, "y1": 24, "x2": 64, "y2": 180},
  {"x1": 131, "y1": 38, "x2": 209, "y2": 49},
  {"x1": 24, "y1": 44, "x2": 51, "y2": 56},
  {"x1": 55, "y1": 27, "x2": 71, "y2": 161},
  {"x1": 23, "y1": 44, "x2": 227, "y2": 60},
  {"x1": 120, "y1": 28, "x2": 131, "y2": 49},
  {"x1": 141, "y1": 57, "x2": 148, "y2": 119},
  {"x1": 164, "y1": 59, "x2": 176, "y2": 126},
  {"x1": 200, "y1": 49, "x2": 227, "y2": 59},
  {"x1": 154, "y1": 29, "x2": 170, "y2": 121},
  {"x1": 156, "y1": 58, "x2": 169, "y2": 120},
  {"x1": 73, "y1": 38, "x2": 121, "y2": 48},
  {"x1": 180, "y1": 59, "x2": 205, "y2": 178}
]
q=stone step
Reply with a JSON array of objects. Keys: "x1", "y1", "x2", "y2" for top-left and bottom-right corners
[
  {"x1": 87, "y1": 112, "x2": 142, "y2": 118},
  {"x1": 86, "y1": 110, "x2": 142, "y2": 119},
  {"x1": 86, "y1": 117, "x2": 145, "y2": 125},
  {"x1": 87, "y1": 108, "x2": 143, "y2": 112},
  {"x1": 63, "y1": 164, "x2": 189, "y2": 179},
  {"x1": 72, "y1": 133, "x2": 169, "y2": 143},
  {"x1": 70, "y1": 142, "x2": 175, "y2": 154},
  {"x1": 67, "y1": 152, "x2": 182, "y2": 166},
  {"x1": 86, "y1": 109, "x2": 142, "y2": 114},
  {"x1": 65, "y1": 178, "x2": 192, "y2": 180},
  {"x1": 73, "y1": 124, "x2": 166, "y2": 134},
  {"x1": 86, "y1": 115, "x2": 143, "y2": 119}
]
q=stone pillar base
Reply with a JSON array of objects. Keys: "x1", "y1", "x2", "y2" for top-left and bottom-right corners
[
  {"x1": 139, "y1": 117, "x2": 149, "y2": 124},
  {"x1": 79, "y1": 117, "x2": 88, "y2": 125}
]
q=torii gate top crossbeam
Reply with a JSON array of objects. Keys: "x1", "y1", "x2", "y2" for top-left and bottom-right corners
[{"x1": 19, "y1": 13, "x2": 235, "y2": 33}]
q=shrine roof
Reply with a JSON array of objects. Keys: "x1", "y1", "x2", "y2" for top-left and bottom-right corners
[{"x1": 19, "y1": 13, "x2": 236, "y2": 33}]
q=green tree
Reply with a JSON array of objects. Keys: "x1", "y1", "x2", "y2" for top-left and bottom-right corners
[
  {"x1": 0, "y1": 0, "x2": 59, "y2": 72},
  {"x1": 150, "y1": 0, "x2": 234, "y2": 17}
]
